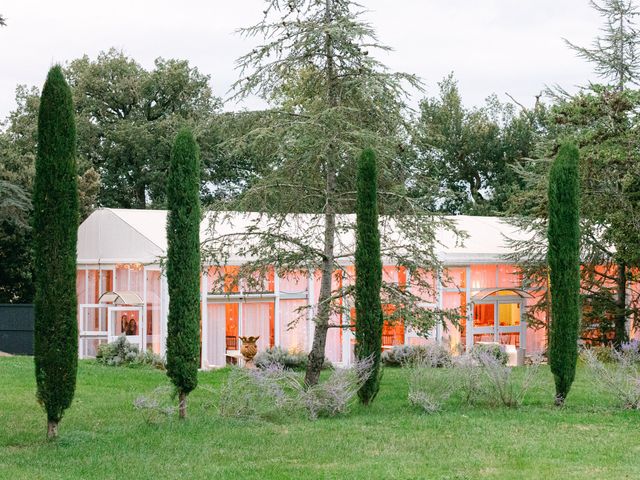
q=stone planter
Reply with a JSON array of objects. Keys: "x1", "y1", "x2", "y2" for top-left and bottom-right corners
[{"x1": 239, "y1": 336, "x2": 260, "y2": 365}]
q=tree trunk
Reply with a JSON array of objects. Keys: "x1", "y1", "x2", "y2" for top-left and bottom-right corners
[
  {"x1": 303, "y1": 0, "x2": 338, "y2": 388},
  {"x1": 178, "y1": 391, "x2": 187, "y2": 419},
  {"x1": 614, "y1": 259, "x2": 628, "y2": 348},
  {"x1": 135, "y1": 182, "x2": 146, "y2": 209},
  {"x1": 47, "y1": 420, "x2": 58, "y2": 439}
]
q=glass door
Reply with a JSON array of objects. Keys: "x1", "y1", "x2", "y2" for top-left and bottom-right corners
[
  {"x1": 108, "y1": 306, "x2": 143, "y2": 349},
  {"x1": 471, "y1": 299, "x2": 523, "y2": 347},
  {"x1": 497, "y1": 301, "x2": 521, "y2": 347}
]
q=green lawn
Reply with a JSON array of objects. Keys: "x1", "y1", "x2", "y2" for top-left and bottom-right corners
[{"x1": 0, "y1": 357, "x2": 638, "y2": 480}]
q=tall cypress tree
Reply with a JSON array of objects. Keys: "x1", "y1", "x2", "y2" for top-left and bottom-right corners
[
  {"x1": 33, "y1": 66, "x2": 79, "y2": 439},
  {"x1": 354, "y1": 148, "x2": 383, "y2": 405},
  {"x1": 166, "y1": 128, "x2": 201, "y2": 419},
  {"x1": 547, "y1": 143, "x2": 581, "y2": 406}
]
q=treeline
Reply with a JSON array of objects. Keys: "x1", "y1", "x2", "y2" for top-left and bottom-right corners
[{"x1": 0, "y1": 51, "x2": 537, "y2": 303}]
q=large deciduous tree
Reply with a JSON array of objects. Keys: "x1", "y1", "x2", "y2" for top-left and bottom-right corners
[
  {"x1": 207, "y1": 0, "x2": 455, "y2": 387},
  {"x1": 412, "y1": 74, "x2": 535, "y2": 215},
  {"x1": 547, "y1": 143, "x2": 581, "y2": 406},
  {"x1": 33, "y1": 66, "x2": 79, "y2": 439},
  {"x1": 354, "y1": 148, "x2": 383, "y2": 405},
  {"x1": 166, "y1": 128, "x2": 201, "y2": 419},
  {"x1": 508, "y1": 0, "x2": 640, "y2": 347}
]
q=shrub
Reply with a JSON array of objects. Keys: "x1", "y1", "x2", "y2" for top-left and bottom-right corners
[
  {"x1": 452, "y1": 353, "x2": 486, "y2": 405},
  {"x1": 474, "y1": 351, "x2": 542, "y2": 408},
  {"x1": 218, "y1": 363, "x2": 299, "y2": 420},
  {"x1": 470, "y1": 343, "x2": 508, "y2": 366},
  {"x1": 217, "y1": 357, "x2": 373, "y2": 421},
  {"x1": 133, "y1": 386, "x2": 177, "y2": 424},
  {"x1": 96, "y1": 335, "x2": 165, "y2": 369},
  {"x1": 407, "y1": 365, "x2": 456, "y2": 413},
  {"x1": 381, "y1": 344, "x2": 452, "y2": 368},
  {"x1": 299, "y1": 357, "x2": 374, "y2": 420},
  {"x1": 582, "y1": 348, "x2": 640, "y2": 409},
  {"x1": 254, "y1": 346, "x2": 329, "y2": 371}
]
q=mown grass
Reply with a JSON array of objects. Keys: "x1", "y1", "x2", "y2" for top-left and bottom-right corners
[{"x1": 0, "y1": 356, "x2": 638, "y2": 479}]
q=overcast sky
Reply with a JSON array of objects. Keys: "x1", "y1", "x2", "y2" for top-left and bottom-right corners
[{"x1": 0, "y1": 0, "x2": 603, "y2": 119}]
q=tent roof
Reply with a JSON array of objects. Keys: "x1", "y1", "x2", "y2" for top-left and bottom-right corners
[{"x1": 78, "y1": 208, "x2": 533, "y2": 265}]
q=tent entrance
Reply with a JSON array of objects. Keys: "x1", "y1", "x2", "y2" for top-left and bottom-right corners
[
  {"x1": 470, "y1": 291, "x2": 527, "y2": 364},
  {"x1": 108, "y1": 306, "x2": 143, "y2": 350}
]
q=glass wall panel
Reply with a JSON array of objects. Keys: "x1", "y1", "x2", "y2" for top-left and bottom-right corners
[
  {"x1": 207, "y1": 303, "x2": 226, "y2": 366},
  {"x1": 146, "y1": 270, "x2": 162, "y2": 354},
  {"x1": 498, "y1": 303, "x2": 520, "y2": 326},
  {"x1": 87, "y1": 270, "x2": 99, "y2": 303},
  {"x1": 279, "y1": 272, "x2": 308, "y2": 293},
  {"x1": 470, "y1": 265, "x2": 496, "y2": 290},
  {"x1": 80, "y1": 337, "x2": 107, "y2": 358},
  {"x1": 497, "y1": 264, "x2": 521, "y2": 288},
  {"x1": 279, "y1": 299, "x2": 307, "y2": 351},
  {"x1": 77, "y1": 270, "x2": 87, "y2": 304},
  {"x1": 409, "y1": 269, "x2": 436, "y2": 304},
  {"x1": 241, "y1": 302, "x2": 273, "y2": 352},
  {"x1": 442, "y1": 291, "x2": 466, "y2": 351},
  {"x1": 442, "y1": 267, "x2": 466, "y2": 289}
]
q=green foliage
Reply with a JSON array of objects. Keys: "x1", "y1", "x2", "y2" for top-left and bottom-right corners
[
  {"x1": 254, "y1": 346, "x2": 332, "y2": 370},
  {"x1": 354, "y1": 149, "x2": 383, "y2": 405},
  {"x1": 96, "y1": 335, "x2": 165, "y2": 369},
  {"x1": 166, "y1": 128, "x2": 201, "y2": 405},
  {"x1": 217, "y1": 0, "x2": 451, "y2": 387},
  {"x1": 413, "y1": 74, "x2": 535, "y2": 215},
  {"x1": 33, "y1": 66, "x2": 79, "y2": 427},
  {"x1": 547, "y1": 143, "x2": 581, "y2": 404},
  {"x1": 0, "y1": 180, "x2": 33, "y2": 302},
  {"x1": 381, "y1": 344, "x2": 453, "y2": 368},
  {"x1": 470, "y1": 343, "x2": 509, "y2": 366}
]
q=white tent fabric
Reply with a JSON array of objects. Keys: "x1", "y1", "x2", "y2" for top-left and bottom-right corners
[{"x1": 77, "y1": 208, "x2": 534, "y2": 266}]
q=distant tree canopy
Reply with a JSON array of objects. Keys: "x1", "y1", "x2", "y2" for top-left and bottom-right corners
[
  {"x1": 0, "y1": 49, "x2": 273, "y2": 213},
  {"x1": 0, "y1": 49, "x2": 272, "y2": 302},
  {"x1": 412, "y1": 74, "x2": 536, "y2": 215}
]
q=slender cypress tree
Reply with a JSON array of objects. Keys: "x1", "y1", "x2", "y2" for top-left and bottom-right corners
[
  {"x1": 166, "y1": 128, "x2": 201, "y2": 419},
  {"x1": 354, "y1": 148, "x2": 383, "y2": 405},
  {"x1": 547, "y1": 143, "x2": 581, "y2": 406},
  {"x1": 33, "y1": 66, "x2": 79, "y2": 439}
]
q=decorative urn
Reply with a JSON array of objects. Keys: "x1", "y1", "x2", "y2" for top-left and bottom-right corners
[{"x1": 238, "y1": 336, "x2": 260, "y2": 363}]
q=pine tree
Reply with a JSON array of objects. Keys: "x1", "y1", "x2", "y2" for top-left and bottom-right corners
[
  {"x1": 547, "y1": 143, "x2": 581, "y2": 406},
  {"x1": 354, "y1": 148, "x2": 383, "y2": 405},
  {"x1": 166, "y1": 128, "x2": 201, "y2": 419},
  {"x1": 33, "y1": 66, "x2": 79, "y2": 439}
]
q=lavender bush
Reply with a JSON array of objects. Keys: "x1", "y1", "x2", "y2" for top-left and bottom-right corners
[
  {"x1": 470, "y1": 343, "x2": 508, "y2": 366},
  {"x1": 381, "y1": 344, "x2": 452, "y2": 367},
  {"x1": 475, "y1": 351, "x2": 542, "y2": 407},
  {"x1": 218, "y1": 364, "x2": 299, "y2": 420},
  {"x1": 97, "y1": 335, "x2": 165, "y2": 369},
  {"x1": 407, "y1": 364, "x2": 456, "y2": 413},
  {"x1": 582, "y1": 347, "x2": 640, "y2": 409},
  {"x1": 299, "y1": 357, "x2": 374, "y2": 420},
  {"x1": 133, "y1": 386, "x2": 177, "y2": 424},
  {"x1": 217, "y1": 357, "x2": 374, "y2": 421},
  {"x1": 452, "y1": 353, "x2": 486, "y2": 405},
  {"x1": 254, "y1": 346, "x2": 332, "y2": 371}
]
